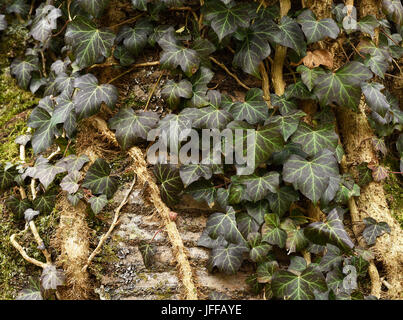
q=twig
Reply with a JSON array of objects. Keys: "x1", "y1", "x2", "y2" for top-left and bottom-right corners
[
  {"x1": 52, "y1": 20, "x2": 70, "y2": 38},
  {"x1": 109, "y1": 13, "x2": 144, "y2": 29},
  {"x1": 10, "y1": 234, "x2": 47, "y2": 269},
  {"x1": 82, "y1": 174, "x2": 137, "y2": 271},
  {"x1": 209, "y1": 57, "x2": 250, "y2": 90},
  {"x1": 144, "y1": 72, "x2": 164, "y2": 111},
  {"x1": 107, "y1": 61, "x2": 160, "y2": 84},
  {"x1": 29, "y1": 221, "x2": 52, "y2": 264}
]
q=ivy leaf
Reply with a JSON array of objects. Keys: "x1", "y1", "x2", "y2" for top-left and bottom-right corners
[
  {"x1": 186, "y1": 180, "x2": 216, "y2": 207},
  {"x1": 139, "y1": 241, "x2": 155, "y2": 268},
  {"x1": 0, "y1": 15, "x2": 7, "y2": 31},
  {"x1": 180, "y1": 164, "x2": 213, "y2": 188},
  {"x1": 363, "y1": 217, "x2": 391, "y2": 246},
  {"x1": 297, "y1": 9, "x2": 339, "y2": 44},
  {"x1": 33, "y1": 190, "x2": 56, "y2": 215},
  {"x1": 288, "y1": 256, "x2": 307, "y2": 273},
  {"x1": 157, "y1": 28, "x2": 200, "y2": 76},
  {"x1": 60, "y1": 171, "x2": 81, "y2": 194},
  {"x1": 372, "y1": 137, "x2": 387, "y2": 156},
  {"x1": 304, "y1": 208, "x2": 354, "y2": 252},
  {"x1": 16, "y1": 281, "x2": 43, "y2": 300},
  {"x1": 89, "y1": 194, "x2": 108, "y2": 214},
  {"x1": 7, "y1": 0, "x2": 29, "y2": 15},
  {"x1": 249, "y1": 237, "x2": 271, "y2": 263},
  {"x1": 382, "y1": 0, "x2": 403, "y2": 26},
  {"x1": 237, "y1": 212, "x2": 260, "y2": 239},
  {"x1": 24, "y1": 208, "x2": 40, "y2": 222},
  {"x1": 29, "y1": 160, "x2": 66, "y2": 190},
  {"x1": 65, "y1": 17, "x2": 115, "y2": 69},
  {"x1": 161, "y1": 79, "x2": 193, "y2": 108},
  {"x1": 208, "y1": 243, "x2": 249, "y2": 275},
  {"x1": 11, "y1": 56, "x2": 39, "y2": 89},
  {"x1": 236, "y1": 171, "x2": 280, "y2": 202},
  {"x1": 203, "y1": 0, "x2": 252, "y2": 42},
  {"x1": 229, "y1": 121, "x2": 284, "y2": 171},
  {"x1": 283, "y1": 149, "x2": 339, "y2": 204},
  {"x1": 313, "y1": 61, "x2": 373, "y2": 110},
  {"x1": 193, "y1": 102, "x2": 233, "y2": 130},
  {"x1": 53, "y1": 91, "x2": 75, "y2": 136},
  {"x1": 270, "y1": 94, "x2": 298, "y2": 115},
  {"x1": 41, "y1": 265, "x2": 65, "y2": 290},
  {"x1": 233, "y1": 18, "x2": 273, "y2": 77},
  {"x1": 54, "y1": 73, "x2": 77, "y2": 96},
  {"x1": 82, "y1": 158, "x2": 118, "y2": 199},
  {"x1": 342, "y1": 265, "x2": 358, "y2": 293},
  {"x1": 266, "y1": 110, "x2": 306, "y2": 142},
  {"x1": 271, "y1": 16, "x2": 306, "y2": 56},
  {"x1": 73, "y1": 74, "x2": 118, "y2": 119},
  {"x1": 77, "y1": 0, "x2": 110, "y2": 18},
  {"x1": 131, "y1": 0, "x2": 149, "y2": 11},
  {"x1": 109, "y1": 109, "x2": 159, "y2": 150},
  {"x1": 297, "y1": 65, "x2": 326, "y2": 91},
  {"x1": 229, "y1": 88, "x2": 268, "y2": 125},
  {"x1": 154, "y1": 164, "x2": 183, "y2": 206},
  {"x1": 291, "y1": 122, "x2": 339, "y2": 157},
  {"x1": 271, "y1": 266, "x2": 327, "y2": 300},
  {"x1": 368, "y1": 164, "x2": 389, "y2": 182},
  {"x1": 361, "y1": 82, "x2": 390, "y2": 117},
  {"x1": 326, "y1": 267, "x2": 344, "y2": 293},
  {"x1": 358, "y1": 15, "x2": 380, "y2": 38},
  {"x1": 319, "y1": 244, "x2": 343, "y2": 272},
  {"x1": 267, "y1": 186, "x2": 299, "y2": 217},
  {"x1": 116, "y1": 19, "x2": 153, "y2": 56},
  {"x1": 6, "y1": 197, "x2": 32, "y2": 220},
  {"x1": 284, "y1": 81, "x2": 312, "y2": 100},
  {"x1": 30, "y1": 4, "x2": 62, "y2": 42},
  {"x1": 56, "y1": 154, "x2": 89, "y2": 173},
  {"x1": 262, "y1": 213, "x2": 287, "y2": 248},
  {"x1": 0, "y1": 165, "x2": 17, "y2": 191},
  {"x1": 257, "y1": 260, "x2": 279, "y2": 283},
  {"x1": 188, "y1": 67, "x2": 214, "y2": 108},
  {"x1": 350, "y1": 256, "x2": 369, "y2": 277},
  {"x1": 157, "y1": 110, "x2": 195, "y2": 147},
  {"x1": 203, "y1": 207, "x2": 246, "y2": 245},
  {"x1": 114, "y1": 46, "x2": 135, "y2": 67},
  {"x1": 358, "y1": 39, "x2": 391, "y2": 78},
  {"x1": 245, "y1": 200, "x2": 269, "y2": 225},
  {"x1": 281, "y1": 219, "x2": 308, "y2": 254}
]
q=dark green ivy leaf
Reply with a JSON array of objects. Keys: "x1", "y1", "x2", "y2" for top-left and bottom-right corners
[
  {"x1": 56, "y1": 154, "x2": 89, "y2": 173},
  {"x1": 262, "y1": 213, "x2": 287, "y2": 248},
  {"x1": 319, "y1": 244, "x2": 343, "y2": 272},
  {"x1": 203, "y1": 0, "x2": 252, "y2": 42},
  {"x1": 186, "y1": 180, "x2": 216, "y2": 207},
  {"x1": 7, "y1": 0, "x2": 29, "y2": 15},
  {"x1": 304, "y1": 208, "x2": 354, "y2": 252},
  {"x1": 313, "y1": 61, "x2": 373, "y2": 110},
  {"x1": 233, "y1": 18, "x2": 273, "y2": 77},
  {"x1": 257, "y1": 260, "x2": 279, "y2": 283},
  {"x1": 109, "y1": 108, "x2": 159, "y2": 150},
  {"x1": 65, "y1": 17, "x2": 115, "y2": 69},
  {"x1": 362, "y1": 217, "x2": 391, "y2": 246},
  {"x1": 157, "y1": 28, "x2": 200, "y2": 76},
  {"x1": 89, "y1": 194, "x2": 108, "y2": 214},
  {"x1": 161, "y1": 79, "x2": 193, "y2": 108},
  {"x1": 291, "y1": 122, "x2": 339, "y2": 157},
  {"x1": 73, "y1": 74, "x2": 118, "y2": 119},
  {"x1": 283, "y1": 149, "x2": 339, "y2": 204},
  {"x1": 208, "y1": 242, "x2": 249, "y2": 275},
  {"x1": 297, "y1": 65, "x2": 326, "y2": 91},
  {"x1": 271, "y1": 266, "x2": 327, "y2": 300},
  {"x1": 114, "y1": 45, "x2": 135, "y2": 67},
  {"x1": 229, "y1": 88, "x2": 268, "y2": 125},
  {"x1": 297, "y1": 9, "x2": 339, "y2": 44},
  {"x1": 60, "y1": 171, "x2": 81, "y2": 194},
  {"x1": 33, "y1": 190, "x2": 56, "y2": 215},
  {"x1": 6, "y1": 197, "x2": 32, "y2": 220},
  {"x1": 116, "y1": 19, "x2": 153, "y2": 56},
  {"x1": 266, "y1": 110, "x2": 306, "y2": 142},
  {"x1": 131, "y1": 0, "x2": 149, "y2": 11},
  {"x1": 0, "y1": 164, "x2": 17, "y2": 191},
  {"x1": 180, "y1": 164, "x2": 212, "y2": 187},
  {"x1": 82, "y1": 158, "x2": 118, "y2": 199},
  {"x1": 154, "y1": 164, "x2": 183, "y2": 206},
  {"x1": 236, "y1": 171, "x2": 280, "y2": 202},
  {"x1": 77, "y1": 0, "x2": 110, "y2": 18},
  {"x1": 11, "y1": 56, "x2": 39, "y2": 89},
  {"x1": 139, "y1": 241, "x2": 155, "y2": 268},
  {"x1": 188, "y1": 67, "x2": 214, "y2": 108},
  {"x1": 357, "y1": 15, "x2": 380, "y2": 38},
  {"x1": 271, "y1": 16, "x2": 306, "y2": 56},
  {"x1": 270, "y1": 94, "x2": 298, "y2": 115},
  {"x1": 361, "y1": 82, "x2": 390, "y2": 117},
  {"x1": 267, "y1": 186, "x2": 299, "y2": 217}
]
